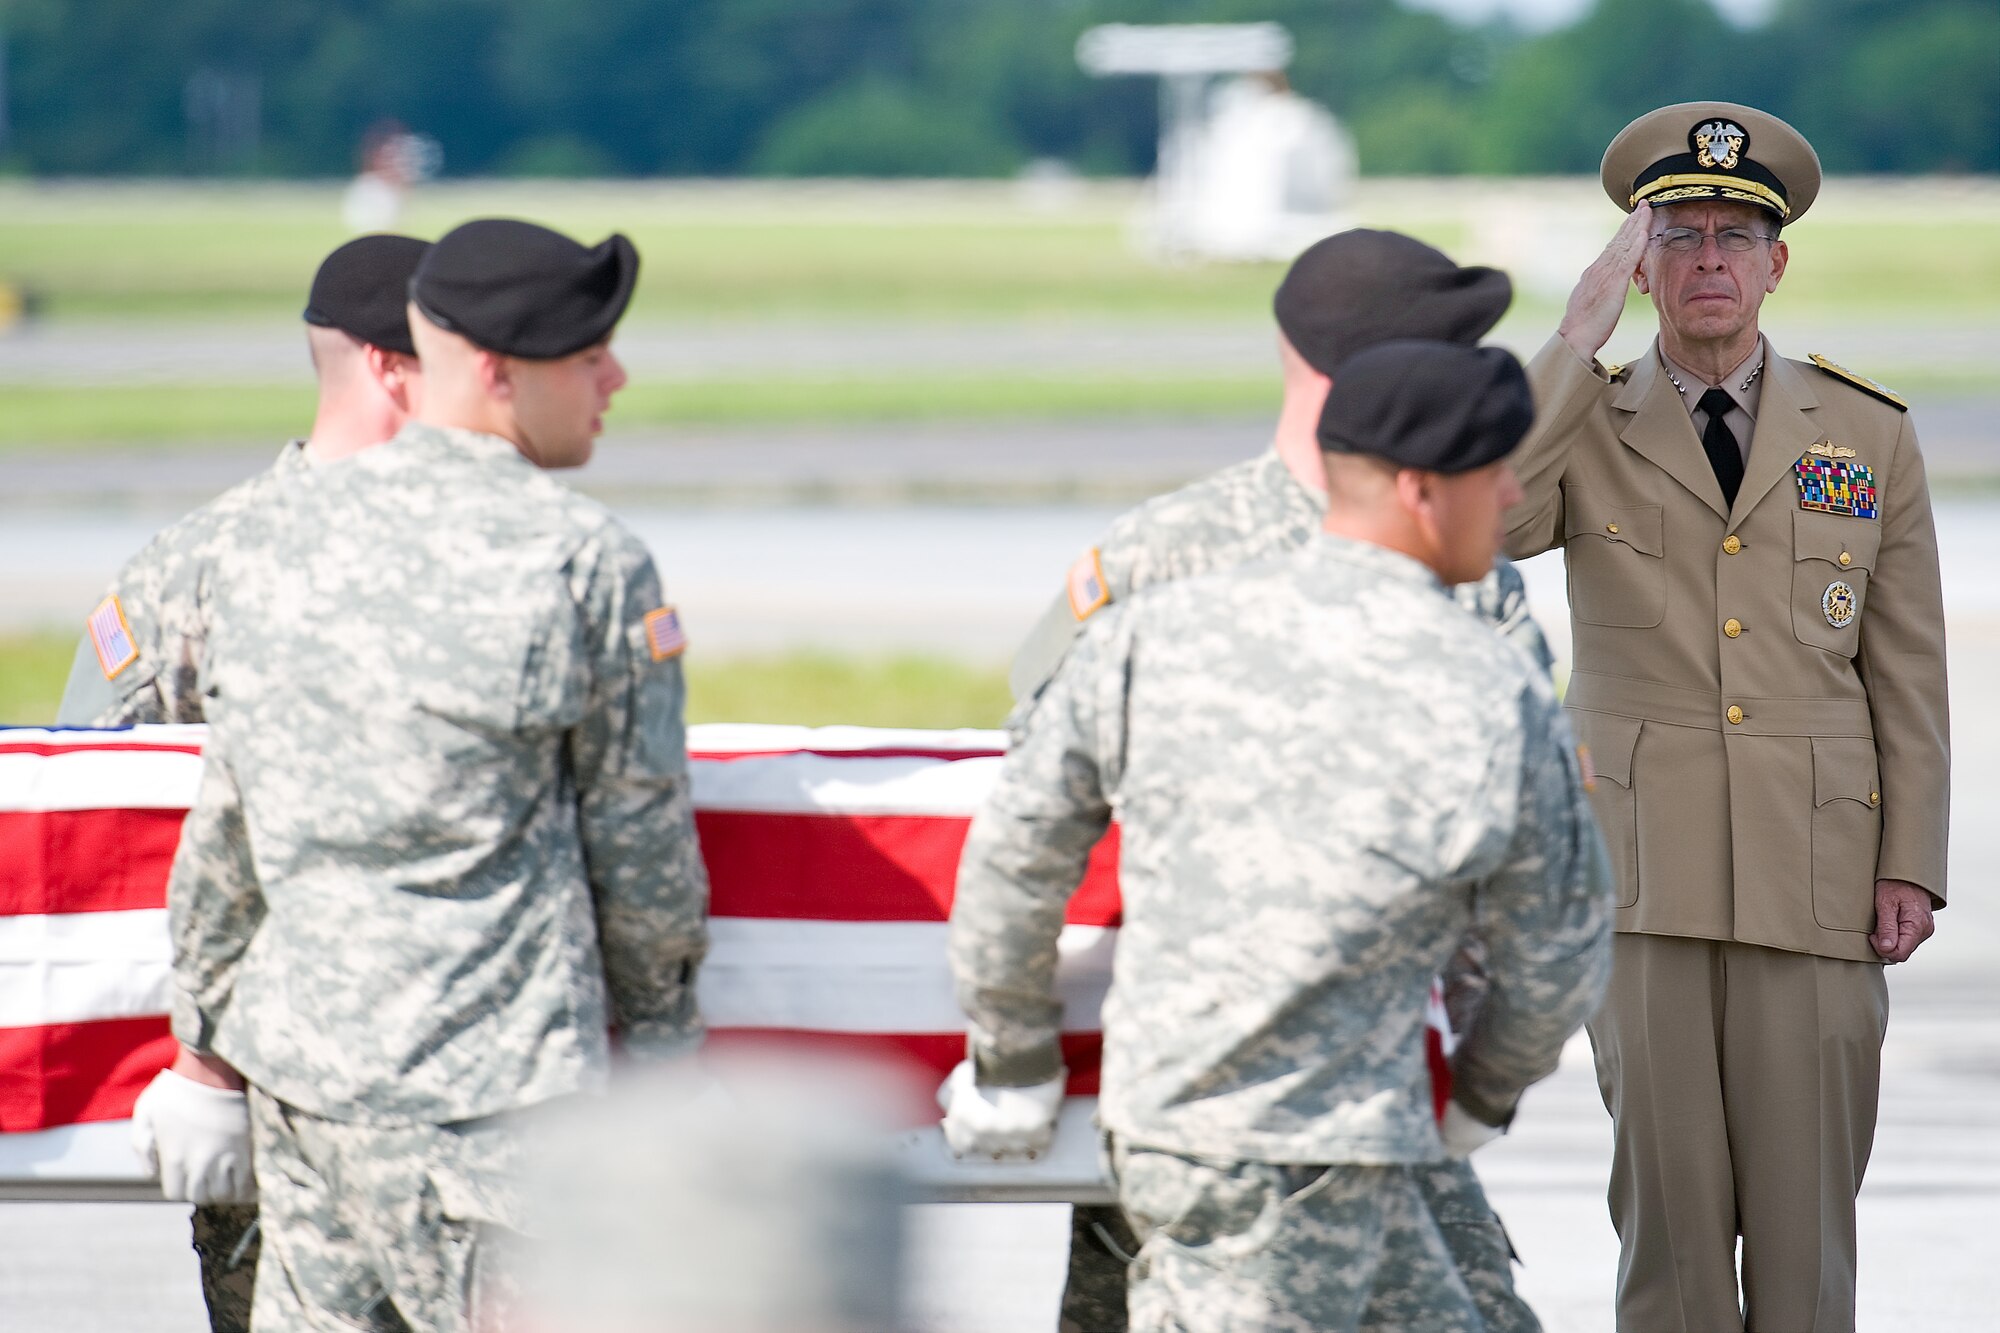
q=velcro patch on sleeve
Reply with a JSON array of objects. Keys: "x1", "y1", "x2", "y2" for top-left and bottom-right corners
[
  {"x1": 87, "y1": 595, "x2": 139, "y2": 680},
  {"x1": 1065, "y1": 548, "x2": 1112, "y2": 622},
  {"x1": 644, "y1": 606, "x2": 688, "y2": 661}
]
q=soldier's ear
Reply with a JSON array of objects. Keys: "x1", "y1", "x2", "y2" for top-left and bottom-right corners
[
  {"x1": 1766, "y1": 237, "x2": 1788, "y2": 293},
  {"x1": 480, "y1": 350, "x2": 515, "y2": 401}
]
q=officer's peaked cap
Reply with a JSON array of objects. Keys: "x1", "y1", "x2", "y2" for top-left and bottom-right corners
[
  {"x1": 1274, "y1": 229, "x2": 1512, "y2": 377},
  {"x1": 411, "y1": 218, "x2": 639, "y2": 359},
  {"x1": 1602, "y1": 101, "x2": 1821, "y2": 225}
]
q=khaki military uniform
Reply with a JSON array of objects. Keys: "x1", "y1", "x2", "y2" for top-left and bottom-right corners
[
  {"x1": 1506, "y1": 335, "x2": 1950, "y2": 1330},
  {"x1": 956, "y1": 537, "x2": 1613, "y2": 1331},
  {"x1": 57, "y1": 442, "x2": 312, "y2": 1333}
]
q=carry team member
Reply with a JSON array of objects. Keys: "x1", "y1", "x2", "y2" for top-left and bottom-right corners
[
  {"x1": 949, "y1": 340, "x2": 1613, "y2": 1332},
  {"x1": 1506, "y1": 101, "x2": 1950, "y2": 1331},
  {"x1": 1002, "y1": 228, "x2": 1554, "y2": 1333},
  {"x1": 59, "y1": 232, "x2": 430, "y2": 1333},
  {"x1": 149, "y1": 218, "x2": 710, "y2": 1330}
]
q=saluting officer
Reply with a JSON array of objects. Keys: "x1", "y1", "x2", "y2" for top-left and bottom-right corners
[{"x1": 1506, "y1": 101, "x2": 1950, "y2": 1331}]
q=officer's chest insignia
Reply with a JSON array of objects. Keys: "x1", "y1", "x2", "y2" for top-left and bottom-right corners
[
  {"x1": 87, "y1": 594, "x2": 139, "y2": 679},
  {"x1": 1808, "y1": 354, "x2": 1908, "y2": 410},
  {"x1": 1807, "y1": 440, "x2": 1857, "y2": 460},
  {"x1": 1066, "y1": 548, "x2": 1112, "y2": 621},
  {"x1": 644, "y1": 606, "x2": 687, "y2": 661},
  {"x1": 1822, "y1": 581, "x2": 1858, "y2": 629},
  {"x1": 1795, "y1": 453, "x2": 1878, "y2": 519}
]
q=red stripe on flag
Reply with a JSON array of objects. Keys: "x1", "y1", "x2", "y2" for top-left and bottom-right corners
[
  {"x1": 0, "y1": 809, "x2": 183, "y2": 915},
  {"x1": 0, "y1": 740, "x2": 204, "y2": 758},
  {"x1": 0, "y1": 1016, "x2": 176, "y2": 1132},
  {"x1": 697, "y1": 810, "x2": 1121, "y2": 926}
]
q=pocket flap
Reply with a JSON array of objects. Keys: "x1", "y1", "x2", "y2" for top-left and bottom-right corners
[
  {"x1": 1793, "y1": 510, "x2": 1881, "y2": 572},
  {"x1": 1565, "y1": 494, "x2": 1664, "y2": 558},
  {"x1": 1571, "y1": 711, "x2": 1641, "y2": 789},
  {"x1": 1811, "y1": 736, "x2": 1880, "y2": 808}
]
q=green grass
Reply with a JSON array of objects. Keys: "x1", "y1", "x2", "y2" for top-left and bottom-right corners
[
  {"x1": 2, "y1": 179, "x2": 1993, "y2": 323},
  {"x1": 0, "y1": 630, "x2": 1009, "y2": 731}
]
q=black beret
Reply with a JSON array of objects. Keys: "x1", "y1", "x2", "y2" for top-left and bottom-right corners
[
  {"x1": 410, "y1": 218, "x2": 640, "y2": 360},
  {"x1": 1317, "y1": 340, "x2": 1534, "y2": 475},
  {"x1": 302, "y1": 234, "x2": 430, "y2": 356},
  {"x1": 1274, "y1": 230, "x2": 1512, "y2": 377}
]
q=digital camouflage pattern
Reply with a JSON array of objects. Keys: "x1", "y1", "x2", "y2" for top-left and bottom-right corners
[
  {"x1": 167, "y1": 421, "x2": 710, "y2": 1125},
  {"x1": 1116, "y1": 1146, "x2": 1496, "y2": 1333},
  {"x1": 948, "y1": 528, "x2": 1608, "y2": 1320},
  {"x1": 1006, "y1": 449, "x2": 1553, "y2": 710},
  {"x1": 57, "y1": 448, "x2": 311, "y2": 1333},
  {"x1": 56, "y1": 441, "x2": 310, "y2": 728},
  {"x1": 248, "y1": 1088, "x2": 527, "y2": 1332}
]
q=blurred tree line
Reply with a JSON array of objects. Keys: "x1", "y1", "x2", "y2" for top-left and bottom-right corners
[{"x1": 1, "y1": 0, "x2": 1992, "y2": 177}]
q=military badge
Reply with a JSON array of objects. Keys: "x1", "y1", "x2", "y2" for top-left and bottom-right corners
[
  {"x1": 644, "y1": 605, "x2": 687, "y2": 661},
  {"x1": 1807, "y1": 441, "x2": 1858, "y2": 460},
  {"x1": 1693, "y1": 119, "x2": 1746, "y2": 171},
  {"x1": 1066, "y1": 547, "x2": 1111, "y2": 622},
  {"x1": 1795, "y1": 454, "x2": 1879, "y2": 519},
  {"x1": 86, "y1": 594, "x2": 139, "y2": 679},
  {"x1": 1822, "y1": 581, "x2": 1857, "y2": 629}
]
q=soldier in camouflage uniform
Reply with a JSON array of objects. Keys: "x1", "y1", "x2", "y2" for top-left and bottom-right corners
[
  {"x1": 150, "y1": 218, "x2": 709, "y2": 1331},
  {"x1": 60, "y1": 234, "x2": 430, "y2": 1333},
  {"x1": 1002, "y1": 231, "x2": 1552, "y2": 1333},
  {"x1": 949, "y1": 341, "x2": 1613, "y2": 1332}
]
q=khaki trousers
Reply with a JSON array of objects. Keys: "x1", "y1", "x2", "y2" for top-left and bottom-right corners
[{"x1": 1589, "y1": 934, "x2": 1888, "y2": 1333}]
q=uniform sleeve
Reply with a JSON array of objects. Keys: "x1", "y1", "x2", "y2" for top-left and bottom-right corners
[
  {"x1": 951, "y1": 610, "x2": 1130, "y2": 1086},
  {"x1": 566, "y1": 535, "x2": 711, "y2": 1061},
  {"x1": 1856, "y1": 411, "x2": 1951, "y2": 901},
  {"x1": 1505, "y1": 334, "x2": 1612, "y2": 560},
  {"x1": 166, "y1": 744, "x2": 265, "y2": 1054},
  {"x1": 1450, "y1": 686, "x2": 1615, "y2": 1125},
  {"x1": 54, "y1": 634, "x2": 124, "y2": 726},
  {"x1": 1007, "y1": 588, "x2": 1086, "y2": 707},
  {"x1": 1451, "y1": 558, "x2": 1555, "y2": 676}
]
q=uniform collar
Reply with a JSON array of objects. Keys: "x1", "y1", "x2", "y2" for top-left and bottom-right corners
[
  {"x1": 1657, "y1": 336, "x2": 1768, "y2": 425},
  {"x1": 1310, "y1": 530, "x2": 1448, "y2": 595},
  {"x1": 272, "y1": 439, "x2": 310, "y2": 474},
  {"x1": 393, "y1": 420, "x2": 533, "y2": 466},
  {"x1": 1258, "y1": 445, "x2": 1330, "y2": 525}
]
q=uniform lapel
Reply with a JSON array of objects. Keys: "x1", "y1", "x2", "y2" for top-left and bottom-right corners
[
  {"x1": 1615, "y1": 350, "x2": 1730, "y2": 520},
  {"x1": 1731, "y1": 347, "x2": 1823, "y2": 522}
]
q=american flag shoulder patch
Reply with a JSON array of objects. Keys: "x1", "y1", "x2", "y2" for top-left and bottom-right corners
[
  {"x1": 87, "y1": 595, "x2": 140, "y2": 680},
  {"x1": 1065, "y1": 548, "x2": 1112, "y2": 622},
  {"x1": 644, "y1": 605, "x2": 688, "y2": 661}
]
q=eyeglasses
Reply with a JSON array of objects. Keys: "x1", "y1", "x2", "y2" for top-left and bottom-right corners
[{"x1": 1649, "y1": 227, "x2": 1776, "y2": 253}]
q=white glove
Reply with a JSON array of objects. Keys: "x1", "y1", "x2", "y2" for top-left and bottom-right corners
[
  {"x1": 1439, "y1": 1100, "x2": 1505, "y2": 1159},
  {"x1": 131, "y1": 1069, "x2": 256, "y2": 1203},
  {"x1": 936, "y1": 1059, "x2": 1067, "y2": 1161}
]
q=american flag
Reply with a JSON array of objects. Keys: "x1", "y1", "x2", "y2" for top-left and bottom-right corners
[
  {"x1": 0, "y1": 724, "x2": 1447, "y2": 1200},
  {"x1": 85, "y1": 597, "x2": 138, "y2": 679}
]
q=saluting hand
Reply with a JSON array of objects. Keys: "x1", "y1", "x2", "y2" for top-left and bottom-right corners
[
  {"x1": 1559, "y1": 202, "x2": 1653, "y2": 363},
  {"x1": 1871, "y1": 879, "x2": 1938, "y2": 963}
]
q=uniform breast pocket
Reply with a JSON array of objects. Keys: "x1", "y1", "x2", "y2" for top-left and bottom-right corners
[
  {"x1": 1792, "y1": 511, "x2": 1881, "y2": 658},
  {"x1": 1564, "y1": 493, "x2": 1665, "y2": 628},
  {"x1": 1811, "y1": 736, "x2": 1882, "y2": 933}
]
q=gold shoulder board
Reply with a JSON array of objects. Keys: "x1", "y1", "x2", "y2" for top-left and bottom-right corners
[{"x1": 1808, "y1": 354, "x2": 1907, "y2": 411}]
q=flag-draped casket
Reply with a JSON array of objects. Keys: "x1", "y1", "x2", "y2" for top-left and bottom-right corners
[{"x1": 0, "y1": 724, "x2": 1447, "y2": 1201}]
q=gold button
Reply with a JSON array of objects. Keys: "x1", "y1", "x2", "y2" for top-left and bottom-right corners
[
  {"x1": 1723, "y1": 618, "x2": 1743, "y2": 638},
  {"x1": 1722, "y1": 535, "x2": 1742, "y2": 555},
  {"x1": 1869, "y1": 791, "x2": 1881, "y2": 807},
  {"x1": 1727, "y1": 705, "x2": 1744, "y2": 725},
  {"x1": 1606, "y1": 523, "x2": 1620, "y2": 534},
  {"x1": 1839, "y1": 552, "x2": 1852, "y2": 567}
]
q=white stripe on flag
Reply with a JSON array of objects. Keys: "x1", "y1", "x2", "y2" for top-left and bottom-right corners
[
  {"x1": 0, "y1": 747, "x2": 203, "y2": 813},
  {"x1": 702, "y1": 919, "x2": 1114, "y2": 1034},
  {"x1": 0, "y1": 910, "x2": 173, "y2": 1027},
  {"x1": 691, "y1": 752, "x2": 1006, "y2": 816},
  {"x1": 689, "y1": 723, "x2": 1006, "y2": 756}
]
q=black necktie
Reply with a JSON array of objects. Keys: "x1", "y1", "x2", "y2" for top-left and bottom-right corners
[{"x1": 1698, "y1": 387, "x2": 1744, "y2": 506}]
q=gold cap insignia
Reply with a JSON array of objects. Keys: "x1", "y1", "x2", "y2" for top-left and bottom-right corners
[{"x1": 1693, "y1": 120, "x2": 1746, "y2": 170}]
